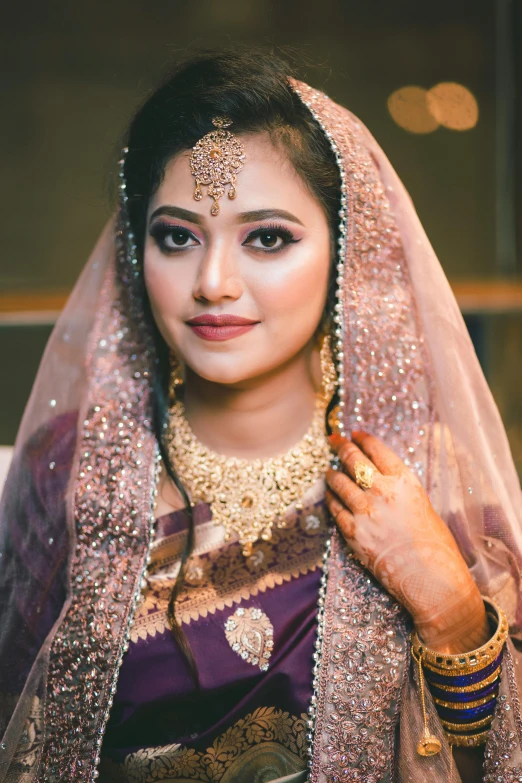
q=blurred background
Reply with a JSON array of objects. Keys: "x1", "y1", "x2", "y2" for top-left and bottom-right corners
[{"x1": 0, "y1": 0, "x2": 521, "y2": 472}]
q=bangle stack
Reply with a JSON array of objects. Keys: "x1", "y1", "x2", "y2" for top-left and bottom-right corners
[{"x1": 410, "y1": 598, "x2": 509, "y2": 751}]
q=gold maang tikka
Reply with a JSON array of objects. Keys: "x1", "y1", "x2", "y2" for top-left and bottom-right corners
[
  {"x1": 166, "y1": 335, "x2": 337, "y2": 557},
  {"x1": 189, "y1": 116, "x2": 246, "y2": 216}
]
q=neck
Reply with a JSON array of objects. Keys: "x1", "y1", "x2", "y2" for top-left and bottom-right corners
[{"x1": 182, "y1": 349, "x2": 318, "y2": 459}]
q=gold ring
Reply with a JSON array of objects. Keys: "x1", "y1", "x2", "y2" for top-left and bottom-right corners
[{"x1": 353, "y1": 461, "x2": 376, "y2": 490}]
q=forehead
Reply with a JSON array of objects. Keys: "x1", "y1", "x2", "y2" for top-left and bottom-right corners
[{"x1": 148, "y1": 132, "x2": 320, "y2": 219}]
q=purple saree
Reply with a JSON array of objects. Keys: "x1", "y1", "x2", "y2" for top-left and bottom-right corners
[{"x1": 98, "y1": 498, "x2": 330, "y2": 782}]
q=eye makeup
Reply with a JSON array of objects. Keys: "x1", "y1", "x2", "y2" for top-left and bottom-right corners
[
  {"x1": 242, "y1": 223, "x2": 301, "y2": 254},
  {"x1": 149, "y1": 222, "x2": 201, "y2": 253},
  {"x1": 149, "y1": 220, "x2": 302, "y2": 256}
]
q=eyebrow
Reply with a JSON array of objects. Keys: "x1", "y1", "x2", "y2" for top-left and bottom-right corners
[
  {"x1": 148, "y1": 205, "x2": 304, "y2": 227},
  {"x1": 237, "y1": 209, "x2": 304, "y2": 226},
  {"x1": 149, "y1": 206, "x2": 204, "y2": 225}
]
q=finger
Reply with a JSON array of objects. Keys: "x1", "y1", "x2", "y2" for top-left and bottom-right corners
[
  {"x1": 329, "y1": 435, "x2": 381, "y2": 490},
  {"x1": 325, "y1": 467, "x2": 369, "y2": 515},
  {"x1": 325, "y1": 488, "x2": 356, "y2": 540},
  {"x1": 351, "y1": 430, "x2": 405, "y2": 476}
]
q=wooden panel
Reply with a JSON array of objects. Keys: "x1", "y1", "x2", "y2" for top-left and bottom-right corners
[
  {"x1": 2, "y1": 281, "x2": 522, "y2": 323},
  {"x1": 450, "y1": 280, "x2": 522, "y2": 313},
  {"x1": 0, "y1": 290, "x2": 69, "y2": 313}
]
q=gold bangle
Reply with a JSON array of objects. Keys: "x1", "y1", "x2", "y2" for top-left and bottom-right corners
[
  {"x1": 410, "y1": 598, "x2": 508, "y2": 673},
  {"x1": 421, "y1": 646, "x2": 503, "y2": 676},
  {"x1": 433, "y1": 690, "x2": 498, "y2": 710},
  {"x1": 440, "y1": 715, "x2": 493, "y2": 733},
  {"x1": 446, "y1": 728, "x2": 490, "y2": 747},
  {"x1": 427, "y1": 666, "x2": 501, "y2": 693}
]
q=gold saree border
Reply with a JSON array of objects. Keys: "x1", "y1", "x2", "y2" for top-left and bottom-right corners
[
  {"x1": 99, "y1": 707, "x2": 308, "y2": 783},
  {"x1": 131, "y1": 506, "x2": 329, "y2": 641}
]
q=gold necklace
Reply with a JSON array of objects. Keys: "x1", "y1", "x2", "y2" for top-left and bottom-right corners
[{"x1": 166, "y1": 397, "x2": 332, "y2": 556}]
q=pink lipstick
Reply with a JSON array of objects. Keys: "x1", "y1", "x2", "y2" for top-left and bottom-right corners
[{"x1": 186, "y1": 314, "x2": 259, "y2": 341}]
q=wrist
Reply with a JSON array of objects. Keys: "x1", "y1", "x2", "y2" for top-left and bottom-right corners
[{"x1": 414, "y1": 590, "x2": 489, "y2": 654}]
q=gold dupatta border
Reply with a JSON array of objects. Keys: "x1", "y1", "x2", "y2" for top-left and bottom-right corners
[
  {"x1": 38, "y1": 218, "x2": 159, "y2": 781},
  {"x1": 290, "y1": 78, "x2": 431, "y2": 783},
  {"x1": 309, "y1": 532, "x2": 410, "y2": 782}
]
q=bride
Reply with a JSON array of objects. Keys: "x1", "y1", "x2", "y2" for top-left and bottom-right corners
[{"x1": 1, "y1": 49, "x2": 521, "y2": 783}]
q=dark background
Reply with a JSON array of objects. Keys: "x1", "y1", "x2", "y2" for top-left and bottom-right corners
[{"x1": 1, "y1": 0, "x2": 521, "y2": 468}]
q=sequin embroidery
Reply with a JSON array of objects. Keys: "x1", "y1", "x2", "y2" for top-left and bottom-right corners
[{"x1": 224, "y1": 606, "x2": 274, "y2": 671}]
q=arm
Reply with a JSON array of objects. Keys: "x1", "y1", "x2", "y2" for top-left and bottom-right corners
[{"x1": 326, "y1": 430, "x2": 501, "y2": 782}]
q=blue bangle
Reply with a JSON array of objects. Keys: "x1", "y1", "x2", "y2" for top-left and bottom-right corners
[
  {"x1": 436, "y1": 699, "x2": 497, "y2": 723},
  {"x1": 428, "y1": 678, "x2": 499, "y2": 703}
]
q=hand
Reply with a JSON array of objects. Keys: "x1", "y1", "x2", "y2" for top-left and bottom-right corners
[{"x1": 325, "y1": 431, "x2": 489, "y2": 653}]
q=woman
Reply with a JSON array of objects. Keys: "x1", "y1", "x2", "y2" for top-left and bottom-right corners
[{"x1": 1, "y1": 50, "x2": 521, "y2": 783}]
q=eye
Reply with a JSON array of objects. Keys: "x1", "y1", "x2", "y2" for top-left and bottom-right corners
[
  {"x1": 149, "y1": 223, "x2": 200, "y2": 252},
  {"x1": 250, "y1": 231, "x2": 284, "y2": 250},
  {"x1": 243, "y1": 224, "x2": 300, "y2": 254}
]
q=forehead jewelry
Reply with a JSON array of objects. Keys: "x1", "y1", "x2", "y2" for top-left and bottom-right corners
[{"x1": 189, "y1": 116, "x2": 246, "y2": 216}]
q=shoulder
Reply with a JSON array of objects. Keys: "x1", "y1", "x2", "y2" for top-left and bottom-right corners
[
  {"x1": 10, "y1": 411, "x2": 79, "y2": 511},
  {"x1": 24, "y1": 410, "x2": 78, "y2": 461}
]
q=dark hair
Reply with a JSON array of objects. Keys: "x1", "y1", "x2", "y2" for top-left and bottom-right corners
[{"x1": 123, "y1": 48, "x2": 341, "y2": 682}]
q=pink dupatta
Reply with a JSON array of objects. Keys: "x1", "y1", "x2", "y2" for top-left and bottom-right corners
[{"x1": 0, "y1": 79, "x2": 521, "y2": 783}]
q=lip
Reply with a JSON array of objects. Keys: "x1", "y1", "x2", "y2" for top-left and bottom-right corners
[
  {"x1": 186, "y1": 314, "x2": 258, "y2": 326},
  {"x1": 186, "y1": 314, "x2": 260, "y2": 342}
]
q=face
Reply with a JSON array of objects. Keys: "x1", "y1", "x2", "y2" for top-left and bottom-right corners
[{"x1": 144, "y1": 132, "x2": 332, "y2": 388}]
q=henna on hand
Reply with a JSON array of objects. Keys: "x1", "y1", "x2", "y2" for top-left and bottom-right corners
[{"x1": 326, "y1": 431, "x2": 489, "y2": 654}]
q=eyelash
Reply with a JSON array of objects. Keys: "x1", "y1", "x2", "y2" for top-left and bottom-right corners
[
  {"x1": 149, "y1": 223, "x2": 199, "y2": 253},
  {"x1": 243, "y1": 224, "x2": 300, "y2": 254},
  {"x1": 149, "y1": 222, "x2": 300, "y2": 255}
]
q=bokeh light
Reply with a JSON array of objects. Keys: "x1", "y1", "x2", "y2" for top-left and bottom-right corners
[
  {"x1": 427, "y1": 82, "x2": 479, "y2": 131},
  {"x1": 387, "y1": 86, "x2": 440, "y2": 134},
  {"x1": 388, "y1": 82, "x2": 479, "y2": 133}
]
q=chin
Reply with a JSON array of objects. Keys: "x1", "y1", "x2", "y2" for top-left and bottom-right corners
[
  {"x1": 194, "y1": 367, "x2": 256, "y2": 386},
  {"x1": 188, "y1": 356, "x2": 273, "y2": 387}
]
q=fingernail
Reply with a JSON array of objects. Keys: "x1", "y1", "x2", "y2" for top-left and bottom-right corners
[
  {"x1": 351, "y1": 430, "x2": 365, "y2": 439},
  {"x1": 328, "y1": 433, "x2": 343, "y2": 448}
]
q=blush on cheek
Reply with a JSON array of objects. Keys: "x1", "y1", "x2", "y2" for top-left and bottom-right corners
[
  {"x1": 143, "y1": 252, "x2": 166, "y2": 305},
  {"x1": 143, "y1": 258, "x2": 183, "y2": 350},
  {"x1": 254, "y1": 249, "x2": 330, "y2": 316},
  {"x1": 144, "y1": 250, "x2": 183, "y2": 312},
  {"x1": 278, "y1": 266, "x2": 330, "y2": 336}
]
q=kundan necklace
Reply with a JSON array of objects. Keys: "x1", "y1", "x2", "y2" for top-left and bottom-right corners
[{"x1": 166, "y1": 397, "x2": 333, "y2": 556}]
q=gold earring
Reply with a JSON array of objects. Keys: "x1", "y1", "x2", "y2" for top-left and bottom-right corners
[
  {"x1": 319, "y1": 333, "x2": 343, "y2": 434},
  {"x1": 319, "y1": 333, "x2": 337, "y2": 404},
  {"x1": 168, "y1": 351, "x2": 184, "y2": 404}
]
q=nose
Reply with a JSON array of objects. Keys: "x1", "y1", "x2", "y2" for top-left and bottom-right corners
[{"x1": 192, "y1": 239, "x2": 243, "y2": 303}]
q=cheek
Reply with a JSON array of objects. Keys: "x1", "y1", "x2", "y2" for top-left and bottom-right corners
[
  {"x1": 143, "y1": 250, "x2": 190, "y2": 336},
  {"x1": 253, "y1": 247, "x2": 331, "y2": 334}
]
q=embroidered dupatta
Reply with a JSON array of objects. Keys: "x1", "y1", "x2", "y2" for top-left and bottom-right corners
[{"x1": 1, "y1": 80, "x2": 522, "y2": 783}]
